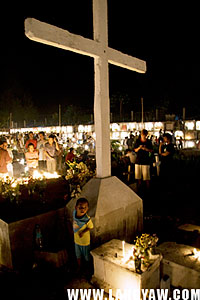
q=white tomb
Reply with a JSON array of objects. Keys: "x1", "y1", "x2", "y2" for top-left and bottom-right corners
[
  {"x1": 157, "y1": 242, "x2": 200, "y2": 288},
  {"x1": 91, "y1": 239, "x2": 162, "y2": 299}
]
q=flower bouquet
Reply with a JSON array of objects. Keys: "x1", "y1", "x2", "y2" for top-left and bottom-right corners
[
  {"x1": 65, "y1": 161, "x2": 95, "y2": 199},
  {"x1": 133, "y1": 233, "x2": 159, "y2": 273}
]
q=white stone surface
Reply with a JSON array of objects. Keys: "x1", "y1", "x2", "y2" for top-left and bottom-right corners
[
  {"x1": 24, "y1": 0, "x2": 146, "y2": 178},
  {"x1": 91, "y1": 239, "x2": 162, "y2": 299},
  {"x1": 157, "y1": 242, "x2": 200, "y2": 288},
  {"x1": 0, "y1": 219, "x2": 12, "y2": 268},
  {"x1": 66, "y1": 177, "x2": 143, "y2": 244}
]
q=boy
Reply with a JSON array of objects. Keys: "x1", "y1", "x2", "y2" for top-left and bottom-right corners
[{"x1": 73, "y1": 198, "x2": 93, "y2": 274}]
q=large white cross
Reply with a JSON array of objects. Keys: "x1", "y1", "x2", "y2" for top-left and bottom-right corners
[{"x1": 25, "y1": 0, "x2": 146, "y2": 178}]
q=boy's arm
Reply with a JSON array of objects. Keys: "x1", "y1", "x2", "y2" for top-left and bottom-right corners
[
  {"x1": 78, "y1": 227, "x2": 91, "y2": 238},
  {"x1": 78, "y1": 219, "x2": 93, "y2": 237}
]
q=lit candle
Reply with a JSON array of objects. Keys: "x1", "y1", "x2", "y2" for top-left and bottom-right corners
[{"x1": 122, "y1": 240, "x2": 125, "y2": 257}]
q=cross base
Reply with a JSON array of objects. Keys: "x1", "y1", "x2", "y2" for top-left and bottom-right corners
[{"x1": 66, "y1": 176, "x2": 143, "y2": 245}]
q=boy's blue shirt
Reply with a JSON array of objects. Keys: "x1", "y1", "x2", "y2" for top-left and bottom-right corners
[{"x1": 72, "y1": 209, "x2": 90, "y2": 233}]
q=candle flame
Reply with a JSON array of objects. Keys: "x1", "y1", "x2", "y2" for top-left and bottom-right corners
[{"x1": 193, "y1": 248, "x2": 200, "y2": 260}]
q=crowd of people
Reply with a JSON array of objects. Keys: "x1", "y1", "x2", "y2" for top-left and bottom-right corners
[
  {"x1": 0, "y1": 128, "x2": 176, "y2": 184},
  {"x1": 0, "y1": 130, "x2": 98, "y2": 179},
  {"x1": 0, "y1": 131, "x2": 66, "y2": 178}
]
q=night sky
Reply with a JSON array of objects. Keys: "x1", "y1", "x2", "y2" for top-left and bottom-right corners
[{"x1": 0, "y1": 1, "x2": 199, "y2": 118}]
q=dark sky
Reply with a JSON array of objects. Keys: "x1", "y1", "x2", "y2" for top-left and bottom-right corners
[{"x1": 0, "y1": 1, "x2": 199, "y2": 117}]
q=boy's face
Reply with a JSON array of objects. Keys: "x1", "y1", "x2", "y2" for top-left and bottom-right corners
[{"x1": 76, "y1": 202, "x2": 89, "y2": 217}]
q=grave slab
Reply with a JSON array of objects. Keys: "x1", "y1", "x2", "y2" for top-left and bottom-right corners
[
  {"x1": 156, "y1": 242, "x2": 200, "y2": 288},
  {"x1": 0, "y1": 207, "x2": 68, "y2": 270},
  {"x1": 91, "y1": 239, "x2": 162, "y2": 300}
]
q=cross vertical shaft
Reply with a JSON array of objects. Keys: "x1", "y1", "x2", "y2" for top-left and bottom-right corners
[{"x1": 93, "y1": 0, "x2": 111, "y2": 178}]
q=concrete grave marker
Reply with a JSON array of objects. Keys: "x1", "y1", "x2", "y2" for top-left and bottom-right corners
[{"x1": 25, "y1": 0, "x2": 146, "y2": 242}]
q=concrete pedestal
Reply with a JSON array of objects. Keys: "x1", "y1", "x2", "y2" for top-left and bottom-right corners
[
  {"x1": 157, "y1": 242, "x2": 200, "y2": 288},
  {"x1": 91, "y1": 239, "x2": 162, "y2": 299},
  {"x1": 66, "y1": 176, "x2": 143, "y2": 246}
]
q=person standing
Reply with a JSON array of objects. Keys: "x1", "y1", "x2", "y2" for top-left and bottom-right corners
[
  {"x1": 44, "y1": 134, "x2": 60, "y2": 173},
  {"x1": 159, "y1": 133, "x2": 175, "y2": 178},
  {"x1": 25, "y1": 143, "x2": 39, "y2": 176},
  {"x1": 25, "y1": 131, "x2": 37, "y2": 149},
  {"x1": 134, "y1": 129, "x2": 153, "y2": 189},
  {"x1": 65, "y1": 147, "x2": 75, "y2": 163},
  {"x1": 37, "y1": 131, "x2": 47, "y2": 171},
  {"x1": 127, "y1": 134, "x2": 135, "y2": 150},
  {"x1": 0, "y1": 141, "x2": 12, "y2": 178}
]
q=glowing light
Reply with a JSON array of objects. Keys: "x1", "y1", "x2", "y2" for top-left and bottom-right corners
[
  {"x1": 122, "y1": 241, "x2": 125, "y2": 258},
  {"x1": 119, "y1": 146, "x2": 122, "y2": 151},
  {"x1": 24, "y1": 166, "x2": 29, "y2": 173},
  {"x1": 78, "y1": 125, "x2": 85, "y2": 132},
  {"x1": 145, "y1": 122, "x2": 154, "y2": 131},
  {"x1": 66, "y1": 126, "x2": 73, "y2": 133},
  {"x1": 121, "y1": 132, "x2": 129, "y2": 139},
  {"x1": 154, "y1": 122, "x2": 164, "y2": 129},
  {"x1": 175, "y1": 131, "x2": 184, "y2": 138},
  {"x1": 32, "y1": 170, "x2": 60, "y2": 180},
  {"x1": 111, "y1": 123, "x2": 120, "y2": 131},
  {"x1": 185, "y1": 121, "x2": 195, "y2": 130},
  {"x1": 112, "y1": 132, "x2": 120, "y2": 139},
  {"x1": 84, "y1": 145, "x2": 89, "y2": 150},
  {"x1": 128, "y1": 123, "x2": 137, "y2": 130},
  {"x1": 185, "y1": 141, "x2": 195, "y2": 148},
  {"x1": 193, "y1": 248, "x2": 200, "y2": 260},
  {"x1": 73, "y1": 143, "x2": 78, "y2": 149},
  {"x1": 196, "y1": 121, "x2": 200, "y2": 130},
  {"x1": 11, "y1": 182, "x2": 17, "y2": 188}
]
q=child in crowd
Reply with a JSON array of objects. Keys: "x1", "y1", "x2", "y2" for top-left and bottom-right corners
[
  {"x1": 73, "y1": 197, "x2": 93, "y2": 276},
  {"x1": 25, "y1": 143, "x2": 39, "y2": 176}
]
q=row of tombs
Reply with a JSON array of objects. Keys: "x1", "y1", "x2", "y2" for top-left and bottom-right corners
[{"x1": 0, "y1": 176, "x2": 200, "y2": 296}]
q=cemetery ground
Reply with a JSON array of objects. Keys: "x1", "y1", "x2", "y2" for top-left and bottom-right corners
[{"x1": 0, "y1": 152, "x2": 200, "y2": 299}]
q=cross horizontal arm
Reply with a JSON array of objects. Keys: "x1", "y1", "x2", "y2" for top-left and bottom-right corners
[
  {"x1": 107, "y1": 47, "x2": 146, "y2": 73},
  {"x1": 25, "y1": 18, "x2": 101, "y2": 58}
]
